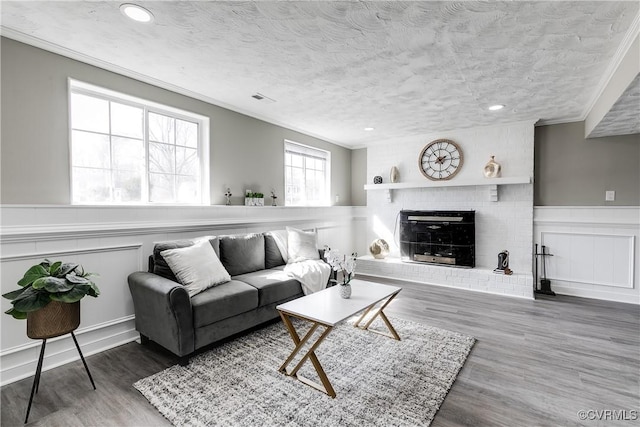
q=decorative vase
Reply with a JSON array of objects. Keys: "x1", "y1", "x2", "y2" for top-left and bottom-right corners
[
  {"x1": 390, "y1": 166, "x2": 400, "y2": 183},
  {"x1": 27, "y1": 301, "x2": 81, "y2": 339},
  {"x1": 373, "y1": 176, "x2": 383, "y2": 184},
  {"x1": 483, "y1": 156, "x2": 501, "y2": 178},
  {"x1": 369, "y1": 238, "x2": 390, "y2": 259},
  {"x1": 339, "y1": 283, "x2": 352, "y2": 299}
]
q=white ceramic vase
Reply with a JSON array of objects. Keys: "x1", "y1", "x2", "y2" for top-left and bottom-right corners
[
  {"x1": 483, "y1": 156, "x2": 501, "y2": 178},
  {"x1": 390, "y1": 166, "x2": 400, "y2": 183},
  {"x1": 339, "y1": 284, "x2": 352, "y2": 299}
]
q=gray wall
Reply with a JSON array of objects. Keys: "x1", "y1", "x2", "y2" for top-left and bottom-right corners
[
  {"x1": 350, "y1": 148, "x2": 367, "y2": 206},
  {"x1": 534, "y1": 121, "x2": 640, "y2": 206},
  {"x1": 1, "y1": 38, "x2": 352, "y2": 206}
]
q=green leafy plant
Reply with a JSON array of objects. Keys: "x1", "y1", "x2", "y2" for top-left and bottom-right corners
[{"x1": 2, "y1": 259, "x2": 100, "y2": 319}]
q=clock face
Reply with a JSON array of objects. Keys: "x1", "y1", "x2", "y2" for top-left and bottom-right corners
[{"x1": 419, "y1": 139, "x2": 463, "y2": 180}]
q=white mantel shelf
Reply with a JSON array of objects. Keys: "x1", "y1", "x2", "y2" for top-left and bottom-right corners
[
  {"x1": 364, "y1": 176, "x2": 531, "y2": 190},
  {"x1": 363, "y1": 176, "x2": 531, "y2": 202}
]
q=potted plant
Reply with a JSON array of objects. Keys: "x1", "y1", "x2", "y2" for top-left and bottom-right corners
[
  {"x1": 324, "y1": 247, "x2": 358, "y2": 299},
  {"x1": 2, "y1": 259, "x2": 99, "y2": 339},
  {"x1": 244, "y1": 191, "x2": 265, "y2": 206}
]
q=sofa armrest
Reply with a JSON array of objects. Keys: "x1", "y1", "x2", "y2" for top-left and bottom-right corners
[{"x1": 127, "y1": 272, "x2": 194, "y2": 357}]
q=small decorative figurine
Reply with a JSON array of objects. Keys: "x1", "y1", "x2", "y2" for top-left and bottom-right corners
[
  {"x1": 373, "y1": 176, "x2": 383, "y2": 184},
  {"x1": 224, "y1": 188, "x2": 232, "y2": 205},
  {"x1": 270, "y1": 190, "x2": 278, "y2": 206}
]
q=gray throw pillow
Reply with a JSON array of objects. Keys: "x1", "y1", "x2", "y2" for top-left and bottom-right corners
[
  {"x1": 219, "y1": 233, "x2": 265, "y2": 276},
  {"x1": 264, "y1": 233, "x2": 286, "y2": 269}
]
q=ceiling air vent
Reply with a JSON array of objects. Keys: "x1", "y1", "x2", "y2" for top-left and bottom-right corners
[{"x1": 251, "y1": 92, "x2": 276, "y2": 103}]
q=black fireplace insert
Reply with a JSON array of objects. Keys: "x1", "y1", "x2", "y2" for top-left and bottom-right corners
[{"x1": 399, "y1": 210, "x2": 475, "y2": 268}]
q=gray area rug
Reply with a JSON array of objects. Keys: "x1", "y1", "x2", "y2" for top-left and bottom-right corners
[{"x1": 134, "y1": 317, "x2": 475, "y2": 427}]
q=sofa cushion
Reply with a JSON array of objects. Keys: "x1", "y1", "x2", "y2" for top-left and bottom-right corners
[
  {"x1": 160, "y1": 240, "x2": 231, "y2": 297},
  {"x1": 219, "y1": 233, "x2": 265, "y2": 276},
  {"x1": 153, "y1": 237, "x2": 220, "y2": 281},
  {"x1": 264, "y1": 233, "x2": 286, "y2": 269},
  {"x1": 233, "y1": 269, "x2": 302, "y2": 306},
  {"x1": 191, "y1": 280, "x2": 259, "y2": 328}
]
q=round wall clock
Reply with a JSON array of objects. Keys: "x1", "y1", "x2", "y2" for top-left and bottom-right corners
[{"x1": 418, "y1": 139, "x2": 463, "y2": 180}]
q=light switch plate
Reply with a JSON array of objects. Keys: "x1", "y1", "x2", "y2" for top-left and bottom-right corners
[{"x1": 605, "y1": 190, "x2": 615, "y2": 201}]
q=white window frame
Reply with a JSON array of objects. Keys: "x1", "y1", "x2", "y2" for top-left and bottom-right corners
[
  {"x1": 284, "y1": 140, "x2": 331, "y2": 206},
  {"x1": 68, "y1": 79, "x2": 210, "y2": 205}
]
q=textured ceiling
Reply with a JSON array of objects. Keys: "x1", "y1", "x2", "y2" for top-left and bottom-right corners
[
  {"x1": 1, "y1": 1, "x2": 639, "y2": 147},
  {"x1": 588, "y1": 74, "x2": 640, "y2": 138}
]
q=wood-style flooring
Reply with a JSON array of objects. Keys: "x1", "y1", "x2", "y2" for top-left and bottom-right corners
[{"x1": 2, "y1": 277, "x2": 639, "y2": 426}]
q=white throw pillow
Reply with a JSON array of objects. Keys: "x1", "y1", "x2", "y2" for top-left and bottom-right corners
[
  {"x1": 161, "y1": 240, "x2": 231, "y2": 297},
  {"x1": 286, "y1": 226, "x2": 320, "y2": 263}
]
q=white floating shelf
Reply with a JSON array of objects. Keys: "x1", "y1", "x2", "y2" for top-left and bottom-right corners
[
  {"x1": 363, "y1": 176, "x2": 531, "y2": 202},
  {"x1": 364, "y1": 176, "x2": 531, "y2": 190}
]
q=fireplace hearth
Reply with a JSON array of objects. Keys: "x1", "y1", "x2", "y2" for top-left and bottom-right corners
[{"x1": 400, "y1": 210, "x2": 475, "y2": 268}]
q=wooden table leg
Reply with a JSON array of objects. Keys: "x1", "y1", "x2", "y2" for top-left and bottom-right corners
[
  {"x1": 354, "y1": 291, "x2": 401, "y2": 340},
  {"x1": 278, "y1": 311, "x2": 336, "y2": 398}
]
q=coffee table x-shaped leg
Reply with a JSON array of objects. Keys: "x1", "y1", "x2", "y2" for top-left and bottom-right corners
[
  {"x1": 278, "y1": 313, "x2": 337, "y2": 397},
  {"x1": 352, "y1": 291, "x2": 401, "y2": 340},
  {"x1": 277, "y1": 291, "x2": 401, "y2": 398}
]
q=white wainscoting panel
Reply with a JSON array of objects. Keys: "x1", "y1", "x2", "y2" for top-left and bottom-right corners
[
  {"x1": 0, "y1": 204, "x2": 358, "y2": 385},
  {"x1": 541, "y1": 232, "x2": 634, "y2": 288},
  {"x1": 0, "y1": 244, "x2": 143, "y2": 385},
  {"x1": 534, "y1": 206, "x2": 639, "y2": 304}
]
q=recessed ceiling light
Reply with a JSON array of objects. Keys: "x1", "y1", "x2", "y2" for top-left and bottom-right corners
[
  {"x1": 120, "y1": 3, "x2": 154, "y2": 23},
  {"x1": 364, "y1": 127, "x2": 375, "y2": 131},
  {"x1": 488, "y1": 104, "x2": 505, "y2": 111}
]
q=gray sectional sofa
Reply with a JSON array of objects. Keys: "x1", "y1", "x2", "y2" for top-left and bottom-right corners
[{"x1": 128, "y1": 232, "x2": 320, "y2": 365}]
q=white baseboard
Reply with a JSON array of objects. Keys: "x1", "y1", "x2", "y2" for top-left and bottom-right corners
[
  {"x1": 548, "y1": 281, "x2": 640, "y2": 305},
  {"x1": 0, "y1": 316, "x2": 138, "y2": 386}
]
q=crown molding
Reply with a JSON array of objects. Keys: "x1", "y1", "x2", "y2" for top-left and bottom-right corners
[
  {"x1": 0, "y1": 27, "x2": 354, "y2": 150},
  {"x1": 581, "y1": 11, "x2": 640, "y2": 122},
  {"x1": 536, "y1": 117, "x2": 584, "y2": 127}
]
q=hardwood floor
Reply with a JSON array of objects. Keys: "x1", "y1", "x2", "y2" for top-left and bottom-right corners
[{"x1": 2, "y1": 278, "x2": 638, "y2": 426}]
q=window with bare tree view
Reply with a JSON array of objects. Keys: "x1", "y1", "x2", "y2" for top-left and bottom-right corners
[
  {"x1": 284, "y1": 140, "x2": 330, "y2": 206},
  {"x1": 69, "y1": 80, "x2": 209, "y2": 204}
]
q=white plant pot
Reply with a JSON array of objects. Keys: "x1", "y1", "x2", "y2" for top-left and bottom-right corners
[{"x1": 245, "y1": 197, "x2": 265, "y2": 206}]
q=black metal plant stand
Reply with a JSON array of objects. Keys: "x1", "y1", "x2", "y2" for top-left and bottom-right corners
[{"x1": 24, "y1": 331, "x2": 96, "y2": 424}]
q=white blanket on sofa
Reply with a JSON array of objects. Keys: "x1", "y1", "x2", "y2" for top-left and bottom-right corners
[{"x1": 284, "y1": 260, "x2": 331, "y2": 295}]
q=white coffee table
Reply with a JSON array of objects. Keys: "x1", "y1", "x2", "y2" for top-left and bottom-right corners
[{"x1": 276, "y1": 279, "x2": 402, "y2": 398}]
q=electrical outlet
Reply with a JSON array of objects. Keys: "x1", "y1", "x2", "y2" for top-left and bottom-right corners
[
  {"x1": 605, "y1": 190, "x2": 615, "y2": 201},
  {"x1": 335, "y1": 194, "x2": 340, "y2": 203}
]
